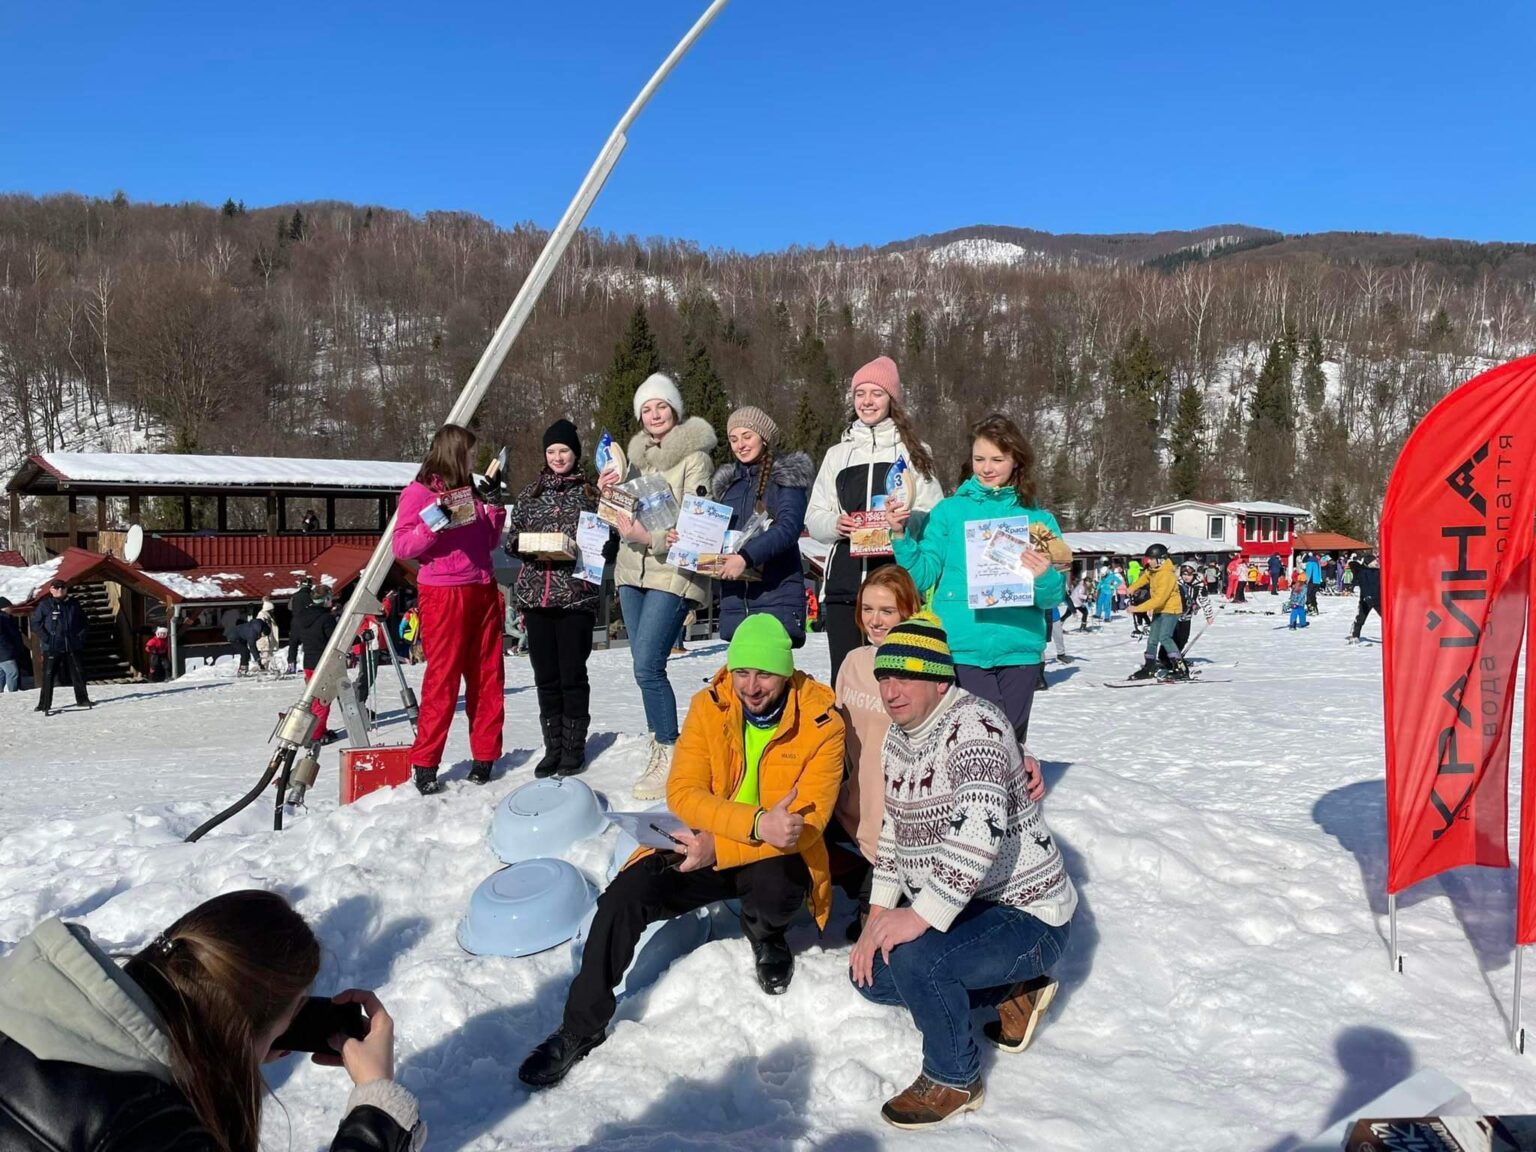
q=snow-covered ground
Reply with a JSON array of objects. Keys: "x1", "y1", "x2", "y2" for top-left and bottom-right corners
[{"x1": 2, "y1": 601, "x2": 1533, "y2": 1150}]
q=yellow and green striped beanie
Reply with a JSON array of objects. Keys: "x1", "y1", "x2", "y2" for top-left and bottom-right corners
[{"x1": 872, "y1": 613, "x2": 954, "y2": 683}]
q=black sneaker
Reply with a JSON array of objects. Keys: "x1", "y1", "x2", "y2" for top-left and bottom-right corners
[
  {"x1": 468, "y1": 759, "x2": 493, "y2": 785},
  {"x1": 519, "y1": 1026, "x2": 606, "y2": 1088},
  {"x1": 413, "y1": 766, "x2": 445, "y2": 795},
  {"x1": 750, "y1": 934, "x2": 794, "y2": 996}
]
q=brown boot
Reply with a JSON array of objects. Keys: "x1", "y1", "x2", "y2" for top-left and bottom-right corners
[
  {"x1": 984, "y1": 976, "x2": 1059, "y2": 1053},
  {"x1": 880, "y1": 1074, "x2": 984, "y2": 1129}
]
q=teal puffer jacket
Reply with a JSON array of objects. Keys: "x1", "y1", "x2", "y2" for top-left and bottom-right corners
[{"x1": 891, "y1": 477, "x2": 1066, "y2": 669}]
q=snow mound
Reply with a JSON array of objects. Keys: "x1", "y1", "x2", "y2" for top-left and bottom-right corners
[
  {"x1": 927, "y1": 238, "x2": 1035, "y2": 267},
  {"x1": 3, "y1": 618, "x2": 1534, "y2": 1148}
]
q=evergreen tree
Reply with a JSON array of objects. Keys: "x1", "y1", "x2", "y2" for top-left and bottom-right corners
[
  {"x1": 288, "y1": 209, "x2": 306, "y2": 242},
  {"x1": 1168, "y1": 382, "x2": 1205, "y2": 499},
  {"x1": 1300, "y1": 331, "x2": 1327, "y2": 417},
  {"x1": 788, "y1": 384, "x2": 838, "y2": 459},
  {"x1": 1246, "y1": 336, "x2": 1298, "y2": 497},
  {"x1": 221, "y1": 198, "x2": 239, "y2": 218},
  {"x1": 1314, "y1": 480, "x2": 1360, "y2": 538},
  {"x1": 678, "y1": 333, "x2": 732, "y2": 465},
  {"x1": 1102, "y1": 327, "x2": 1166, "y2": 516},
  {"x1": 594, "y1": 304, "x2": 661, "y2": 447}
]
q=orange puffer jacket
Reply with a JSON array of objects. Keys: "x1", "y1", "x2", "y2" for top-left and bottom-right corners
[{"x1": 667, "y1": 667, "x2": 846, "y2": 928}]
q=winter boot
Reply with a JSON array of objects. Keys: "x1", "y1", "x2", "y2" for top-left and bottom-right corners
[
  {"x1": 558, "y1": 716, "x2": 590, "y2": 777},
  {"x1": 534, "y1": 715, "x2": 564, "y2": 779},
  {"x1": 633, "y1": 737, "x2": 672, "y2": 801},
  {"x1": 749, "y1": 932, "x2": 794, "y2": 996},
  {"x1": 881, "y1": 1074, "x2": 985, "y2": 1130},
  {"x1": 518, "y1": 1026, "x2": 606, "y2": 1089},
  {"x1": 1165, "y1": 659, "x2": 1190, "y2": 682},
  {"x1": 1127, "y1": 660, "x2": 1159, "y2": 681},
  {"x1": 984, "y1": 977, "x2": 1059, "y2": 1054},
  {"x1": 468, "y1": 759, "x2": 494, "y2": 785},
  {"x1": 413, "y1": 766, "x2": 445, "y2": 795}
]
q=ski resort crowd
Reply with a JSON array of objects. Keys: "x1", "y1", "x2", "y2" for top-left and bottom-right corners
[{"x1": 0, "y1": 354, "x2": 1390, "y2": 1146}]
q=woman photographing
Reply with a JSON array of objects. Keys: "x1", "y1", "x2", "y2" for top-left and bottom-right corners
[{"x1": 0, "y1": 889, "x2": 420, "y2": 1152}]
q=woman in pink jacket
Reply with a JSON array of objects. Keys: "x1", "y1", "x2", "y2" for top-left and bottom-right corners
[{"x1": 392, "y1": 424, "x2": 507, "y2": 793}]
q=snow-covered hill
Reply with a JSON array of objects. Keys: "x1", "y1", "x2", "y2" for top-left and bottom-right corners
[{"x1": 1, "y1": 606, "x2": 1532, "y2": 1150}]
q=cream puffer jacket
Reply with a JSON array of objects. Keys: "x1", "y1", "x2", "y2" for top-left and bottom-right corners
[{"x1": 614, "y1": 416, "x2": 718, "y2": 605}]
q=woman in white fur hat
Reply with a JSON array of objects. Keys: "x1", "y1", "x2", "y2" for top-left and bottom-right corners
[{"x1": 597, "y1": 372, "x2": 718, "y2": 800}]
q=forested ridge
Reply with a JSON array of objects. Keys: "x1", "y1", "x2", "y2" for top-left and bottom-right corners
[{"x1": 4, "y1": 191, "x2": 1534, "y2": 540}]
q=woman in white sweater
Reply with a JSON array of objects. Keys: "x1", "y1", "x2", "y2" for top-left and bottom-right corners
[{"x1": 805, "y1": 356, "x2": 943, "y2": 684}]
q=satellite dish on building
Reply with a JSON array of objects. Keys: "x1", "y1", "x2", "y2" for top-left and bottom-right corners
[{"x1": 124, "y1": 524, "x2": 144, "y2": 564}]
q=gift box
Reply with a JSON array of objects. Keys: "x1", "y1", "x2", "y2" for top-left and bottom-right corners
[{"x1": 519, "y1": 532, "x2": 576, "y2": 560}]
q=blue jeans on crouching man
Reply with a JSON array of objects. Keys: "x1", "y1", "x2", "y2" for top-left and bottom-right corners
[
  {"x1": 853, "y1": 900, "x2": 1071, "y2": 1088},
  {"x1": 617, "y1": 586, "x2": 691, "y2": 745}
]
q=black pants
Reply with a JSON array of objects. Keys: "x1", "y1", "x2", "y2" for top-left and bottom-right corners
[
  {"x1": 233, "y1": 638, "x2": 262, "y2": 672},
  {"x1": 825, "y1": 816, "x2": 873, "y2": 912},
  {"x1": 564, "y1": 852, "x2": 810, "y2": 1037},
  {"x1": 1306, "y1": 581, "x2": 1320, "y2": 613},
  {"x1": 1352, "y1": 597, "x2": 1381, "y2": 638},
  {"x1": 524, "y1": 608, "x2": 594, "y2": 722},
  {"x1": 823, "y1": 602, "x2": 864, "y2": 687},
  {"x1": 38, "y1": 652, "x2": 90, "y2": 710}
]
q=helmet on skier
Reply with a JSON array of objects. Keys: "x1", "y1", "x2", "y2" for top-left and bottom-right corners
[
  {"x1": 1180, "y1": 561, "x2": 1198, "y2": 576},
  {"x1": 1145, "y1": 543, "x2": 1170, "y2": 561}
]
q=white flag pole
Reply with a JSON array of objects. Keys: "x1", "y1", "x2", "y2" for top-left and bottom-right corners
[{"x1": 187, "y1": 0, "x2": 733, "y2": 840}]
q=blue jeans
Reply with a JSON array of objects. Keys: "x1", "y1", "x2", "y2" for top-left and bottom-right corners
[
  {"x1": 853, "y1": 901, "x2": 1071, "y2": 1087},
  {"x1": 617, "y1": 585, "x2": 690, "y2": 745},
  {"x1": 0, "y1": 659, "x2": 18, "y2": 692}
]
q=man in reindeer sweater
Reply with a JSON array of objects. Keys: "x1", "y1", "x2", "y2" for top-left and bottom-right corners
[{"x1": 850, "y1": 615, "x2": 1077, "y2": 1130}]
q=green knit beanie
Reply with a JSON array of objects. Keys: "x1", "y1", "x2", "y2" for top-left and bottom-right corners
[{"x1": 726, "y1": 614, "x2": 794, "y2": 677}]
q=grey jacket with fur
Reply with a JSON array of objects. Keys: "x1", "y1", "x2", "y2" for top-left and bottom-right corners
[{"x1": 615, "y1": 417, "x2": 719, "y2": 604}]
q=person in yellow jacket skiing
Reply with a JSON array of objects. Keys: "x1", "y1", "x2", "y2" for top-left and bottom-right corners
[{"x1": 1125, "y1": 543, "x2": 1188, "y2": 680}]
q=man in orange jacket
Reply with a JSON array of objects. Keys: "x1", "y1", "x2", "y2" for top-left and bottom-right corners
[{"x1": 520, "y1": 614, "x2": 845, "y2": 1089}]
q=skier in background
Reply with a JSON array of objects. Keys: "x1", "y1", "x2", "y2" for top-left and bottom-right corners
[
  {"x1": 1125, "y1": 544, "x2": 1187, "y2": 681},
  {"x1": 1348, "y1": 554, "x2": 1382, "y2": 643},
  {"x1": 1304, "y1": 552, "x2": 1323, "y2": 614},
  {"x1": 1287, "y1": 571, "x2": 1310, "y2": 629}
]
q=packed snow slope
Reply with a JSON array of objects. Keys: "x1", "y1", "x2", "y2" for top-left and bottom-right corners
[{"x1": 2, "y1": 600, "x2": 1532, "y2": 1151}]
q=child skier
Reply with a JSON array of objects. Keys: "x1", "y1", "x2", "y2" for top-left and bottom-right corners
[
  {"x1": 1126, "y1": 544, "x2": 1187, "y2": 680},
  {"x1": 1287, "y1": 572, "x2": 1309, "y2": 629}
]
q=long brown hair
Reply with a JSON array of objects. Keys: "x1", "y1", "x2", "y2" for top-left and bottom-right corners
[
  {"x1": 969, "y1": 413, "x2": 1038, "y2": 506},
  {"x1": 417, "y1": 423, "x2": 475, "y2": 489},
  {"x1": 125, "y1": 891, "x2": 320, "y2": 1152},
  {"x1": 856, "y1": 564, "x2": 922, "y2": 635},
  {"x1": 885, "y1": 398, "x2": 935, "y2": 480}
]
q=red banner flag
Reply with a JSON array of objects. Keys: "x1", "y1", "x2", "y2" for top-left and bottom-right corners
[
  {"x1": 1383, "y1": 355, "x2": 1536, "y2": 897},
  {"x1": 1519, "y1": 552, "x2": 1536, "y2": 945}
]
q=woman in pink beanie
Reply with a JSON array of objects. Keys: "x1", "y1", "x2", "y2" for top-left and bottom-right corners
[{"x1": 805, "y1": 356, "x2": 945, "y2": 684}]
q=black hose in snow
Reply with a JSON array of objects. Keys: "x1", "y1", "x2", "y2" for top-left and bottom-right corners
[{"x1": 184, "y1": 746, "x2": 293, "y2": 843}]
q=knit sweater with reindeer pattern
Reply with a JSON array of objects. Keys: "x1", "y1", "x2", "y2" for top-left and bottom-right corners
[{"x1": 872, "y1": 689, "x2": 1077, "y2": 931}]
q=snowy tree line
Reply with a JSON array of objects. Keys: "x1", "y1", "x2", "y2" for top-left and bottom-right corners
[{"x1": 3, "y1": 191, "x2": 1535, "y2": 539}]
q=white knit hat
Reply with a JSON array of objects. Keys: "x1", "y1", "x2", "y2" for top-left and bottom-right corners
[{"x1": 632, "y1": 372, "x2": 684, "y2": 421}]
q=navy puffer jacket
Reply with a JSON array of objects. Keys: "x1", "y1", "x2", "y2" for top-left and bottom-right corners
[
  {"x1": 710, "y1": 451, "x2": 813, "y2": 647},
  {"x1": 503, "y1": 468, "x2": 606, "y2": 614}
]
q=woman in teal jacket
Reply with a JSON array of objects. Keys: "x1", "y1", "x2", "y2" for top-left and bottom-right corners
[{"x1": 888, "y1": 413, "x2": 1064, "y2": 743}]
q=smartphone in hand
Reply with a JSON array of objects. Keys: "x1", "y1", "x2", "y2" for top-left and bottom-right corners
[{"x1": 272, "y1": 997, "x2": 368, "y2": 1054}]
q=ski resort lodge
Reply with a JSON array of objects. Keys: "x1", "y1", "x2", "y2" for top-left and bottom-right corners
[
  {"x1": 1132, "y1": 499, "x2": 1313, "y2": 563},
  {"x1": 1, "y1": 453, "x2": 420, "y2": 681}
]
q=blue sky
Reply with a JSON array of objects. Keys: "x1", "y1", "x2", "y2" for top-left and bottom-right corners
[{"x1": 4, "y1": 2, "x2": 1533, "y2": 252}]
